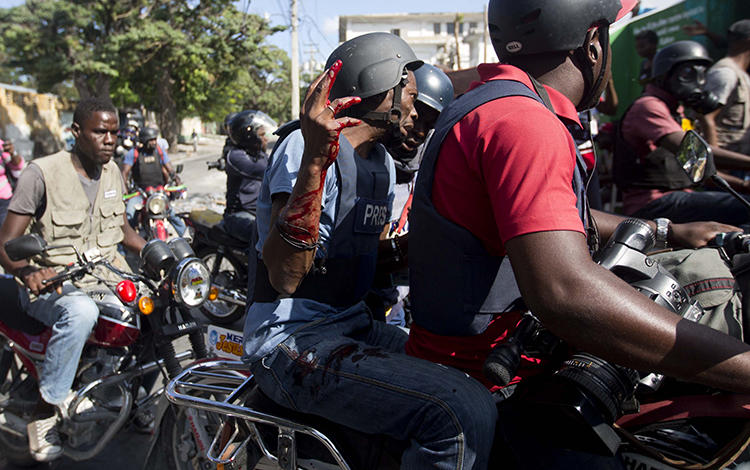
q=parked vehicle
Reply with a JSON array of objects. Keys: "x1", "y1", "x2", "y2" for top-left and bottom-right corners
[{"x1": 0, "y1": 235, "x2": 210, "y2": 467}]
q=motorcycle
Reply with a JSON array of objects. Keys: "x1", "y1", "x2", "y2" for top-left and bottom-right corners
[
  {"x1": 179, "y1": 156, "x2": 251, "y2": 326},
  {"x1": 0, "y1": 234, "x2": 211, "y2": 467},
  {"x1": 164, "y1": 131, "x2": 750, "y2": 469},
  {"x1": 125, "y1": 180, "x2": 187, "y2": 242}
]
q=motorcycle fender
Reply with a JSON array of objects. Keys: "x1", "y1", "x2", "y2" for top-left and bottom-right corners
[{"x1": 620, "y1": 452, "x2": 676, "y2": 470}]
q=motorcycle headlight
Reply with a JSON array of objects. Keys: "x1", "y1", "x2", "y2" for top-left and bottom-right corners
[
  {"x1": 171, "y1": 258, "x2": 211, "y2": 307},
  {"x1": 146, "y1": 193, "x2": 169, "y2": 215}
]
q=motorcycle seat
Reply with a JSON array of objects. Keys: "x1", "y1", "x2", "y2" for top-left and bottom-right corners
[
  {"x1": 0, "y1": 276, "x2": 46, "y2": 335},
  {"x1": 244, "y1": 386, "x2": 404, "y2": 470},
  {"x1": 189, "y1": 209, "x2": 223, "y2": 229},
  {"x1": 209, "y1": 223, "x2": 249, "y2": 249}
]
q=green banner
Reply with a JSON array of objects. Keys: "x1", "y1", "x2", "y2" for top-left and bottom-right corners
[{"x1": 609, "y1": 0, "x2": 750, "y2": 120}]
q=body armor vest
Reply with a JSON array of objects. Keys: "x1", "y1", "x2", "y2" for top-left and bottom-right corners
[
  {"x1": 133, "y1": 146, "x2": 165, "y2": 188},
  {"x1": 409, "y1": 79, "x2": 588, "y2": 336},
  {"x1": 614, "y1": 99, "x2": 693, "y2": 190},
  {"x1": 254, "y1": 133, "x2": 391, "y2": 308}
]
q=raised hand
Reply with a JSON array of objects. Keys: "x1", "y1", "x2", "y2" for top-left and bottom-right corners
[{"x1": 299, "y1": 60, "x2": 362, "y2": 171}]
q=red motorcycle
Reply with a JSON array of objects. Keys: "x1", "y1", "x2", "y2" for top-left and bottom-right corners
[
  {"x1": 0, "y1": 234, "x2": 211, "y2": 467},
  {"x1": 125, "y1": 183, "x2": 187, "y2": 241}
]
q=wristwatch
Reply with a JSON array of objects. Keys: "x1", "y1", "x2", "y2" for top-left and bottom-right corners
[{"x1": 654, "y1": 218, "x2": 671, "y2": 248}]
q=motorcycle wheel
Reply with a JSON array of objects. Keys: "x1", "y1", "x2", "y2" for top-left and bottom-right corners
[
  {"x1": 0, "y1": 338, "x2": 36, "y2": 467},
  {"x1": 198, "y1": 249, "x2": 245, "y2": 325},
  {"x1": 157, "y1": 400, "x2": 224, "y2": 469}
]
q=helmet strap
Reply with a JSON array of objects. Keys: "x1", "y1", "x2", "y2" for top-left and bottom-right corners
[
  {"x1": 362, "y1": 73, "x2": 408, "y2": 134},
  {"x1": 574, "y1": 26, "x2": 610, "y2": 111}
]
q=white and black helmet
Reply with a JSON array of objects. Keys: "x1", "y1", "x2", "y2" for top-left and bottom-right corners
[{"x1": 228, "y1": 110, "x2": 277, "y2": 152}]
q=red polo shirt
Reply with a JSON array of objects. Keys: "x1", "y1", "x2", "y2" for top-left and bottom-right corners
[{"x1": 405, "y1": 63, "x2": 588, "y2": 389}]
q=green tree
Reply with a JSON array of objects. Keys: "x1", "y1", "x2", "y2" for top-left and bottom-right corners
[
  {"x1": 115, "y1": 0, "x2": 288, "y2": 145},
  {"x1": 0, "y1": 0, "x2": 290, "y2": 146},
  {"x1": 0, "y1": 0, "x2": 142, "y2": 98}
]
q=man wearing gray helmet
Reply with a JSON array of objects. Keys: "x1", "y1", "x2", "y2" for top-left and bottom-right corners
[
  {"x1": 242, "y1": 33, "x2": 497, "y2": 470},
  {"x1": 366, "y1": 63, "x2": 455, "y2": 325}
]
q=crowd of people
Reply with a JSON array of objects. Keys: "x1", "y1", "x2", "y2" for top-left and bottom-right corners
[{"x1": 1, "y1": 0, "x2": 750, "y2": 467}]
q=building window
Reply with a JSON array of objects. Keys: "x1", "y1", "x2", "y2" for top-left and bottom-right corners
[
  {"x1": 433, "y1": 22, "x2": 441, "y2": 34},
  {"x1": 391, "y1": 28, "x2": 400, "y2": 37},
  {"x1": 459, "y1": 22, "x2": 464, "y2": 34},
  {"x1": 446, "y1": 22, "x2": 455, "y2": 35}
]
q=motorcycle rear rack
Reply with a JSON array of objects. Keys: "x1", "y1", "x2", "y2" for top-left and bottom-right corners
[{"x1": 166, "y1": 359, "x2": 352, "y2": 470}]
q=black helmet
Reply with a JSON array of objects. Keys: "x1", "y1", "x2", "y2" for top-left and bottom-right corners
[
  {"x1": 139, "y1": 127, "x2": 159, "y2": 143},
  {"x1": 488, "y1": 0, "x2": 637, "y2": 59},
  {"x1": 229, "y1": 110, "x2": 277, "y2": 152},
  {"x1": 489, "y1": 0, "x2": 635, "y2": 111},
  {"x1": 223, "y1": 112, "x2": 239, "y2": 133},
  {"x1": 325, "y1": 32, "x2": 423, "y2": 101},
  {"x1": 651, "y1": 40, "x2": 712, "y2": 79},
  {"x1": 414, "y1": 64, "x2": 454, "y2": 113}
]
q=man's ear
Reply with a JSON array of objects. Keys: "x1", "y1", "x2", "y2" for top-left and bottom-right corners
[
  {"x1": 71, "y1": 122, "x2": 81, "y2": 140},
  {"x1": 585, "y1": 27, "x2": 602, "y2": 65}
]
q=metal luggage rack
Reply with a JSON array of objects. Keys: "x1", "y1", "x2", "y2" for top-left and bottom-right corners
[{"x1": 166, "y1": 359, "x2": 351, "y2": 470}]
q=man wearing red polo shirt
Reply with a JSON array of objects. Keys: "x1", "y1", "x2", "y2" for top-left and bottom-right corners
[{"x1": 407, "y1": 1, "x2": 750, "y2": 465}]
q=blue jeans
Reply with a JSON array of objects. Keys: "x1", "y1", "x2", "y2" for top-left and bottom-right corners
[
  {"x1": 126, "y1": 194, "x2": 187, "y2": 236},
  {"x1": 20, "y1": 284, "x2": 99, "y2": 405},
  {"x1": 250, "y1": 304, "x2": 497, "y2": 470},
  {"x1": 632, "y1": 190, "x2": 750, "y2": 226}
]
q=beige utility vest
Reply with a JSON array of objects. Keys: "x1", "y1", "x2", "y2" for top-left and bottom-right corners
[
  {"x1": 30, "y1": 151, "x2": 127, "y2": 285},
  {"x1": 713, "y1": 57, "x2": 750, "y2": 153}
]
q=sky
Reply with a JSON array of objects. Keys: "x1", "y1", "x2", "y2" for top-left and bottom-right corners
[{"x1": 0, "y1": 0, "x2": 681, "y2": 63}]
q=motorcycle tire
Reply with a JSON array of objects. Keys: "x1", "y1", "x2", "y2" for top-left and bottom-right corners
[
  {"x1": 156, "y1": 395, "x2": 224, "y2": 469},
  {"x1": 0, "y1": 339, "x2": 36, "y2": 467},
  {"x1": 198, "y1": 248, "x2": 245, "y2": 326}
]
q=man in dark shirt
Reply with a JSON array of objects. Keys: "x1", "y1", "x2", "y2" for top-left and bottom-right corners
[{"x1": 223, "y1": 110, "x2": 277, "y2": 243}]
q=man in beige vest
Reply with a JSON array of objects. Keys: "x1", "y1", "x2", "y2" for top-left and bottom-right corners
[
  {"x1": 0, "y1": 97, "x2": 146, "y2": 461},
  {"x1": 706, "y1": 19, "x2": 750, "y2": 154}
]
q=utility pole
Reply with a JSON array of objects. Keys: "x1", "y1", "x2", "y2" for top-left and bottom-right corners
[
  {"x1": 290, "y1": 0, "x2": 300, "y2": 119},
  {"x1": 483, "y1": 5, "x2": 489, "y2": 63},
  {"x1": 453, "y1": 13, "x2": 463, "y2": 69}
]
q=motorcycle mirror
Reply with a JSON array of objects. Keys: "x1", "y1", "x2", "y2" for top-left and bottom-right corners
[
  {"x1": 175, "y1": 164, "x2": 184, "y2": 174},
  {"x1": 675, "y1": 130, "x2": 716, "y2": 185},
  {"x1": 4, "y1": 233, "x2": 47, "y2": 261}
]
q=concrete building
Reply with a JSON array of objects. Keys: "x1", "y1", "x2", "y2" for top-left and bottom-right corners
[
  {"x1": 339, "y1": 11, "x2": 498, "y2": 70},
  {"x1": 0, "y1": 83, "x2": 64, "y2": 159}
]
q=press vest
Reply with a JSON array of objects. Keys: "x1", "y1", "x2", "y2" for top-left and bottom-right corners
[
  {"x1": 712, "y1": 57, "x2": 750, "y2": 153},
  {"x1": 613, "y1": 97, "x2": 693, "y2": 191},
  {"x1": 133, "y1": 145, "x2": 165, "y2": 188},
  {"x1": 409, "y1": 80, "x2": 589, "y2": 336},
  {"x1": 254, "y1": 134, "x2": 391, "y2": 308},
  {"x1": 30, "y1": 151, "x2": 127, "y2": 285}
]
